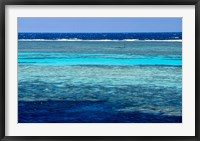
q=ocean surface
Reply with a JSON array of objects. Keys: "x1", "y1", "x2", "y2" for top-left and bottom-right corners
[{"x1": 18, "y1": 33, "x2": 182, "y2": 123}]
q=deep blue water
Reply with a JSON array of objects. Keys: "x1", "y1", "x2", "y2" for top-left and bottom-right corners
[
  {"x1": 18, "y1": 32, "x2": 182, "y2": 41},
  {"x1": 18, "y1": 33, "x2": 182, "y2": 123},
  {"x1": 19, "y1": 101, "x2": 181, "y2": 123}
]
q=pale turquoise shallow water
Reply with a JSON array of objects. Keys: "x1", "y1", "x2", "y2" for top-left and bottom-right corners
[{"x1": 18, "y1": 41, "x2": 182, "y2": 123}]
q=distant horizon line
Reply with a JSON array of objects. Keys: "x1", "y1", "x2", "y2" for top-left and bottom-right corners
[{"x1": 18, "y1": 32, "x2": 182, "y2": 33}]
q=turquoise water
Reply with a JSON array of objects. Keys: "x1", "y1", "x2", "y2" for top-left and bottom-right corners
[
  {"x1": 18, "y1": 55, "x2": 181, "y2": 66},
  {"x1": 18, "y1": 41, "x2": 182, "y2": 123}
]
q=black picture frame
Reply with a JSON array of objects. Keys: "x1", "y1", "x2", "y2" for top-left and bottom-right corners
[{"x1": 0, "y1": 0, "x2": 200, "y2": 140}]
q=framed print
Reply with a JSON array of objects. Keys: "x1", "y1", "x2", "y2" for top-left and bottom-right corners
[{"x1": 0, "y1": 0, "x2": 200, "y2": 140}]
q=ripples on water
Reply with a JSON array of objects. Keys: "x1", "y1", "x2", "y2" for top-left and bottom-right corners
[{"x1": 18, "y1": 39, "x2": 182, "y2": 123}]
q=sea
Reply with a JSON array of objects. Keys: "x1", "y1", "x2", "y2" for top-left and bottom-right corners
[{"x1": 18, "y1": 32, "x2": 182, "y2": 123}]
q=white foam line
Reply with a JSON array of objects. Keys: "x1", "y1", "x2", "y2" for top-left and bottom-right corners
[
  {"x1": 144, "y1": 40, "x2": 182, "y2": 42},
  {"x1": 18, "y1": 39, "x2": 182, "y2": 42}
]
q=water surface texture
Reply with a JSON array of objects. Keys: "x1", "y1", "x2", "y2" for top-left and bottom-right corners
[{"x1": 18, "y1": 33, "x2": 182, "y2": 123}]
